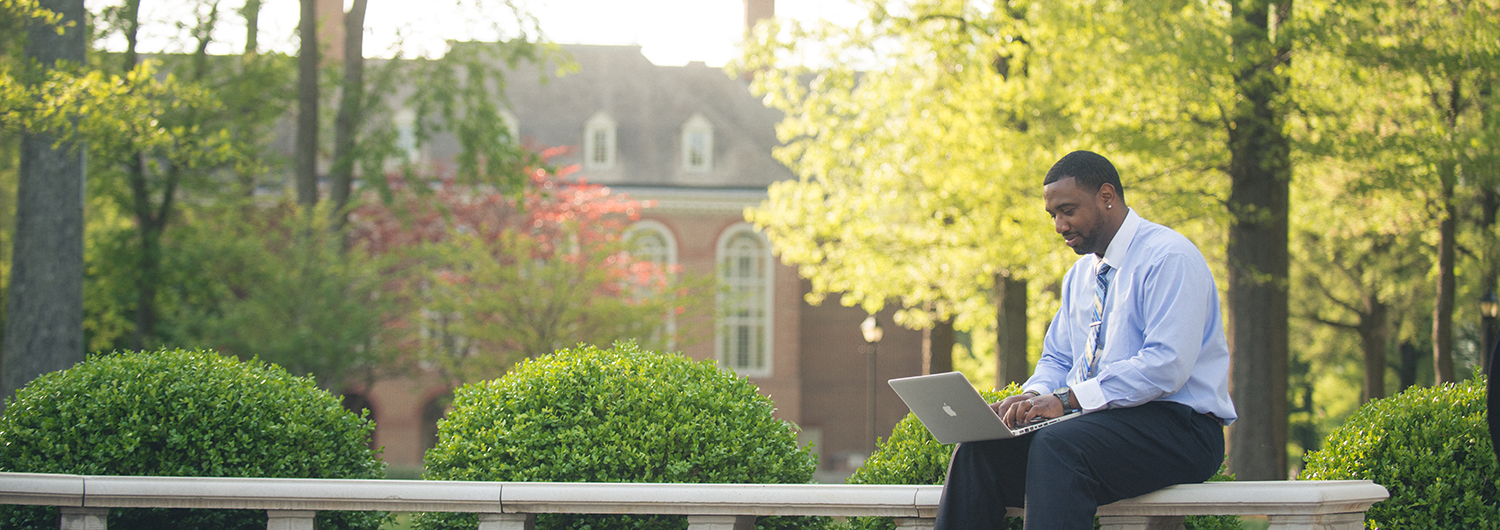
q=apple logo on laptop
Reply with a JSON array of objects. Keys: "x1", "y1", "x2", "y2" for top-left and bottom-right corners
[{"x1": 942, "y1": 404, "x2": 957, "y2": 417}]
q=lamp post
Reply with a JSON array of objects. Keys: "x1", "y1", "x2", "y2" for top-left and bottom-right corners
[
  {"x1": 1482, "y1": 291, "x2": 1498, "y2": 375},
  {"x1": 861, "y1": 315, "x2": 884, "y2": 455}
]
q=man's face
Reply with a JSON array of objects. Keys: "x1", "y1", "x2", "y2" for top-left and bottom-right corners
[{"x1": 1043, "y1": 177, "x2": 1107, "y2": 256}]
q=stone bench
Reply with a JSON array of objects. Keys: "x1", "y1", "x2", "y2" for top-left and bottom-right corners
[{"x1": 0, "y1": 472, "x2": 1387, "y2": 530}]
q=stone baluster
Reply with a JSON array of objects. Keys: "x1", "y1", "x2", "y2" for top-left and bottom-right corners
[
  {"x1": 59, "y1": 507, "x2": 109, "y2": 530},
  {"x1": 479, "y1": 513, "x2": 536, "y2": 530},
  {"x1": 267, "y1": 510, "x2": 316, "y2": 530},
  {"x1": 686, "y1": 515, "x2": 755, "y2": 530}
]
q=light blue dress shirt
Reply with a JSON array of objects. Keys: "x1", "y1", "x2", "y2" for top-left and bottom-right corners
[{"x1": 1023, "y1": 209, "x2": 1237, "y2": 425}]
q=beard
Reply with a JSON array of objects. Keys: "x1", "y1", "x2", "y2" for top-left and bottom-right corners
[{"x1": 1064, "y1": 231, "x2": 1099, "y2": 255}]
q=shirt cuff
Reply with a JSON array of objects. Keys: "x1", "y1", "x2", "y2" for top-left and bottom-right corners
[
  {"x1": 1022, "y1": 384, "x2": 1051, "y2": 397},
  {"x1": 1071, "y1": 378, "x2": 1107, "y2": 411}
]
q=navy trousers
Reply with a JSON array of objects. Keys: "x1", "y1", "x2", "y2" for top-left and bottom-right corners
[{"x1": 933, "y1": 401, "x2": 1224, "y2": 530}]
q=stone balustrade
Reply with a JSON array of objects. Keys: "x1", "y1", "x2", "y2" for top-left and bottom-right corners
[{"x1": 0, "y1": 472, "x2": 1388, "y2": 530}]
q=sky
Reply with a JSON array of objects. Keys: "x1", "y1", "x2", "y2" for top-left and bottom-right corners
[{"x1": 117, "y1": 0, "x2": 866, "y2": 67}]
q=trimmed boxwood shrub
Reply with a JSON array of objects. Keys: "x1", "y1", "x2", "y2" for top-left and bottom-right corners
[
  {"x1": 846, "y1": 383, "x2": 1236, "y2": 530},
  {"x1": 1301, "y1": 377, "x2": 1498, "y2": 528},
  {"x1": 0, "y1": 348, "x2": 386, "y2": 530},
  {"x1": 417, "y1": 341, "x2": 821, "y2": 530}
]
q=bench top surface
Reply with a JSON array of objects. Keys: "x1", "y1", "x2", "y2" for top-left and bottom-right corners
[{"x1": 0, "y1": 472, "x2": 1388, "y2": 517}]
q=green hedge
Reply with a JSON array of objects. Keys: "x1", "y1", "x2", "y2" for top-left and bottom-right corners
[
  {"x1": 0, "y1": 349, "x2": 386, "y2": 530},
  {"x1": 1301, "y1": 377, "x2": 1498, "y2": 528},
  {"x1": 417, "y1": 341, "x2": 821, "y2": 530},
  {"x1": 846, "y1": 383, "x2": 1235, "y2": 530}
]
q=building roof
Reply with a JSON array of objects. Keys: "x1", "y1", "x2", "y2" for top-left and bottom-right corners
[{"x1": 497, "y1": 44, "x2": 795, "y2": 189}]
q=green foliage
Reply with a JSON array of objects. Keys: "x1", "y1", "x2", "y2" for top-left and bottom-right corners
[
  {"x1": 417, "y1": 341, "x2": 820, "y2": 530},
  {"x1": 352, "y1": 174, "x2": 711, "y2": 386},
  {"x1": 1301, "y1": 377, "x2": 1499, "y2": 529},
  {"x1": 192, "y1": 203, "x2": 396, "y2": 390},
  {"x1": 83, "y1": 202, "x2": 397, "y2": 391},
  {"x1": 842, "y1": 385, "x2": 1019, "y2": 530},
  {"x1": 0, "y1": 348, "x2": 386, "y2": 530},
  {"x1": 844, "y1": 384, "x2": 1234, "y2": 530},
  {"x1": 735, "y1": 0, "x2": 1068, "y2": 334}
]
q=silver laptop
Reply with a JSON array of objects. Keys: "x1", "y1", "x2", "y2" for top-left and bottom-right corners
[{"x1": 888, "y1": 371, "x2": 1081, "y2": 444}]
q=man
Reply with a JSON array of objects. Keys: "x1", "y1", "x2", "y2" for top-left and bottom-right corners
[{"x1": 934, "y1": 151, "x2": 1236, "y2": 529}]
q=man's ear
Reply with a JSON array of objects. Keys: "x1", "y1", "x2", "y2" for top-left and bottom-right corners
[{"x1": 1097, "y1": 183, "x2": 1117, "y2": 206}]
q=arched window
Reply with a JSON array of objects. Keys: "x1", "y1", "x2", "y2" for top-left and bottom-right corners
[
  {"x1": 626, "y1": 220, "x2": 677, "y2": 266},
  {"x1": 626, "y1": 220, "x2": 678, "y2": 350},
  {"x1": 584, "y1": 111, "x2": 617, "y2": 169},
  {"x1": 716, "y1": 225, "x2": 773, "y2": 376},
  {"x1": 681, "y1": 113, "x2": 713, "y2": 172}
]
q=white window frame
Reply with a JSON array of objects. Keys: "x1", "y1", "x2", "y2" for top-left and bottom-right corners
[
  {"x1": 715, "y1": 224, "x2": 774, "y2": 377},
  {"x1": 681, "y1": 113, "x2": 714, "y2": 172},
  {"x1": 626, "y1": 220, "x2": 678, "y2": 268},
  {"x1": 626, "y1": 220, "x2": 679, "y2": 350},
  {"x1": 584, "y1": 111, "x2": 617, "y2": 170}
]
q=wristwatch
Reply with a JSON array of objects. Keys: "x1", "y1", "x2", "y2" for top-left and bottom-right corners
[{"x1": 1053, "y1": 387, "x2": 1077, "y2": 412}]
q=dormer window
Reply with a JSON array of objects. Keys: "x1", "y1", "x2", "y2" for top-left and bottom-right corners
[
  {"x1": 584, "y1": 112, "x2": 616, "y2": 170},
  {"x1": 681, "y1": 113, "x2": 713, "y2": 172}
]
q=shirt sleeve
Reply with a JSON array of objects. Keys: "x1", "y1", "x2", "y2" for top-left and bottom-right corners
[{"x1": 1071, "y1": 252, "x2": 1210, "y2": 411}]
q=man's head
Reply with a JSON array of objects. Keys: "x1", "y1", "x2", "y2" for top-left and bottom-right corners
[{"x1": 1042, "y1": 151, "x2": 1128, "y2": 256}]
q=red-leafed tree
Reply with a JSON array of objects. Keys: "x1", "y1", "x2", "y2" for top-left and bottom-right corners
[{"x1": 350, "y1": 148, "x2": 705, "y2": 385}]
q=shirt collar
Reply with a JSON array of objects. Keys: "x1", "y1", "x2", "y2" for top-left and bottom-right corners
[{"x1": 1096, "y1": 208, "x2": 1141, "y2": 271}]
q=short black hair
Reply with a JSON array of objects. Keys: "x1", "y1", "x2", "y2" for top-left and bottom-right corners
[{"x1": 1043, "y1": 150, "x2": 1124, "y2": 199}]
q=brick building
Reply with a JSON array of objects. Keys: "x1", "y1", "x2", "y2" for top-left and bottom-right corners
[{"x1": 341, "y1": 2, "x2": 931, "y2": 482}]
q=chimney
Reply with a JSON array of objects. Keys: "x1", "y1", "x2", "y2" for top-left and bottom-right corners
[
  {"x1": 744, "y1": 0, "x2": 774, "y2": 34},
  {"x1": 315, "y1": 0, "x2": 345, "y2": 62}
]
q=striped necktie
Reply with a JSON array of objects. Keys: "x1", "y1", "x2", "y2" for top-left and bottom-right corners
[{"x1": 1085, "y1": 262, "x2": 1113, "y2": 378}]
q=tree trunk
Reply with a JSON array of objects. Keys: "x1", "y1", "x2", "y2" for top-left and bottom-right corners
[
  {"x1": 923, "y1": 317, "x2": 955, "y2": 375},
  {"x1": 330, "y1": 0, "x2": 368, "y2": 230},
  {"x1": 1225, "y1": 0, "x2": 1292, "y2": 481},
  {"x1": 1, "y1": 0, "x2": 87, "y2": 405},
  {"x1": 123, "y1": 3, "x2": 204, "y2": 349},
  {"x1": 1398, "y1": 341, "x2": 1419, "y2": 391},
  {"x1": 234, "y1": 0, "x2": 262, "y2": 197},
  {"x1": 1432, "y1": 76, "x2": 1461, "y2": 384},
  {"x1": 1433, "y1": 162, "x2": 1456, "y2": 384},
  {"x1": 1358, "y1": 298, "x2": 1388, "y2": 402},
  {"x1": 1480, "y1": 80, "x2": 1497, "y2": 377},
  {"x1": 120, "y1": 1, "x2": 156, "y2": 349},
  {"x1": 995, "y1": 274, "x2": 1029, "y2": 389},
  {"x1": 241, "y1": 0, "x2": 261, "y2": 55},
  {"x1": 296, "y1": 0, "x2": 320, "y2": 207}
]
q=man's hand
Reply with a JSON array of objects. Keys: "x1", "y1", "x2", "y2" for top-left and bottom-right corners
[{"x1": 991, "y1": 393, "x2": 1064, "y2": 428}]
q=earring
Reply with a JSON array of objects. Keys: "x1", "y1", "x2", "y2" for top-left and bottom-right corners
[{"x1": 1107, "y1": 205, "x2": 1112, "y2": 209}]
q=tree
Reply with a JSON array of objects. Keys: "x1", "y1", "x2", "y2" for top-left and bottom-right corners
[
  {"x1": 1223, "y1": 0, "x2": 1294, "y2": 483},
  {"x1": 313, "y1": 0, "x2": 562, "y2": 212},
  {"x1": 1300, "y1": 0, "x2": 1500, "y2": 387},
  {"x1": 196, "y1": 202, "x2": 397, "y2": 391},
  {"x1": 350, "y1": 158, "x2": 706, "y2": 385},
  {"x1": 0, "y1": 0, "x2": 85, "y2": 404},
  {"x1": 741, "y1": 0, "x2": 1314, "y2": 479},
  {"x1": 736, "y1": 0, "x2": 1073, "y2": 380},
  {"x1": 330, "y1": 0, "x2": 368, "y2": 228},
  {"x1": 79, "y1": 0, "x2": 274, "y2": 352},
  {"x1": 295, "y1": 0, "x2": 318, "y2": 207}
]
